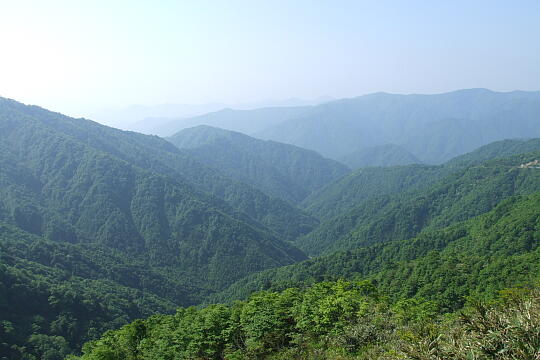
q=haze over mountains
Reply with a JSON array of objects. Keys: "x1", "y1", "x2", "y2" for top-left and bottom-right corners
[
  {"x1": 256, "y1": 89, "x2": 540, "y2": 163},
  {"x1": 2, "y1": 90, "x2": 540, "y2": 359},
  {"x1": 120, "y1": 89, "x2": 540, "y2": 167},
  {"x1": 91, "y1": 96, "x2": 334, "y2": 135}
]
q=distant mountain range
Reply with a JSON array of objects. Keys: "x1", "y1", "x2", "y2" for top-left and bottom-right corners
[
  {"x1": 3, "y1": 91, "x2": 540, "y2": 359},
  {"x1": 91, "y1": 96, "x2": 334, "y2": 134},
  {"x1": 128, "y1": 89, "x2": 540, "y2": 165},
  {"x1": 256, "y1": 89, "x2": 540, "y2": 163},
  {"x1": 151, "y1": 106, "x2": 311, "y2": 137}
]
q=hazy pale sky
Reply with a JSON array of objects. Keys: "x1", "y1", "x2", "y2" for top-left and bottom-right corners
[{"x1": 1, "y1": 0, "x2": 539, "y2": 117}]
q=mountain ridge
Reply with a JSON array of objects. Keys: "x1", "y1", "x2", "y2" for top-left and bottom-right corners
[{"x1": 168, "y1": 125, "x2": 350, "y2": 203}]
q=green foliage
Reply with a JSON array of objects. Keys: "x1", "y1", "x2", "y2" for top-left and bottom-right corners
[
  {"x1": 300, "y1": 150, "x2": 540, "y2": 254},
  {"x1": 338, "y1": 144, "x2": 421, "y2": 169},
  {"x1": 302, "y1": 164, "x2": 446, "y2": 221},
  {"x1": 168, "y1": 125, "x2": 350, "y2": 204},
  {"x1": 0, "y1": 97, "x2": 312, "y2": 358},
  {"x1": 211, "y1": 190, "x2": 540, "y2": 308},
  {"x1": 75, "y1": 280, "x2": 384, "y2": 360},
  {"x1": 0, "y1": 97, "x2": 317, "y2": 241},
  {"x1": 75, "y1": 281, "x2": 540, "y2": 360}
]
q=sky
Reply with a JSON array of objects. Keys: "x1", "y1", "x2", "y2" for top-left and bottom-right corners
[{"x1": 0, "y1": 0, "x2": 539, "y2": 118}]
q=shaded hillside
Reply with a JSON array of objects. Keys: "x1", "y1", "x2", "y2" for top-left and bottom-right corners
[
  {"x1": 168, "y1": 125, "x2": 350, "y2": 203},
  {"x1": 78, "y1": 191, "x2": 540, "y2": 360},
  {"x1": 0, "y1": 97, "x2": 308, "y2": 290},
  {"x1": 302, "y1": 164, "x2": 444, "y2": 221},
  {"x1": 0, "y1": 97, "x2": 311, "y2": 358},
  {"x1": 338, "y1": 144, "x2": 421, "y2": 169},
  {"x1": 302, "y1": 138, "x2": 540, "y2": 223},
  {"x1": 0, "y1": 222, "x2": 180, "y2": 359},
  {"x1": 297, "y1": 150, "x2": 540, "y2": 255},
  {"x1": 0, "y1": 97, "x2": 318, "y2": 241},
  {"x1": 445, "y1": 138, "x2": 540, "y2": 168},
  {"x1": 256, "y1": 89, "x2": 540, "y2": 163},
  {"x1": 211, "y1": 190, "x2": 540, "y2": 308}
]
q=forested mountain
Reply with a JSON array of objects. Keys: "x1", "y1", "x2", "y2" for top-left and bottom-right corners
[
  {"x1": 338, "y1": 144, "x2": 421, "y2": 169},
  {"x1": 3, "y1": 94, "x2": 540, "y2": 359},
  {"x1": 0, "y1": 97, "x2": 313, "y2": 358},
  {"x1": 148, "y1": 106, "x2": 312, "y2": 137},
  {"x1": 78, "y1": 189, "x2": 540, "y2": 359},
  {"x1": 298, "y1": 150, "x2": 540, "y2": 254},
  {"x1": 0, "y1": 223, "x2": 181, "y2": 359},
  {"x1": 168, "y1": 125, "x2": 350, "y2": 203},
  {"x1": 0, "y1": 97, "x2": 318, "y2": 240},
  {"x1": 212, "y1": 185, "x2": 540, "y2": 307},
  {"x1": 302, "y1": 164, "x2": 444, "y2": 221},
  {"x1": 256, "y1": 89, "x2": 540, "y2": 163},
  {"x1": 445, "y1": 138, "x2": 540, "y2": 168},
  {"x1": 302, "y1": 138, "x2": 540, "y2": 222}
]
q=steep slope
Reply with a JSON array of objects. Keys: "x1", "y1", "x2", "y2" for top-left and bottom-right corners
[
  {"x1": 338, "y1": 144, "x2": 421, "y2": 169},
  {"x1": 298, "y1": 150, "x2": 540, "y2": 255},
  {"x1": 0, "y1": 222, "x2": 180, "y2": 359},
  {"x1": 80, "y1": 191, "x2": 540, "y2": 360},
  {"x1": 0, "y1": 97, "x2": 310, "y2": 357},
  {"x1": 0, "y1": 97, "x2": 308, "y2": 289},
  {"x1": 302, "y1": 164, "x2": 444, "y2": 221},
  {"x1": 212, "y1": 190, "x2": 540, "y2": 308},
  {"x1": 150, "y1": 106, "x2": 311, "y2": 136},
  {"x1": 302, "y1": 138, "x2": 540, "y2": 223},
  {"x1": 0, "y1": 97, "x2": 318, "y2": 241},
  {"x1": 445, "y1": 138, "x2": 540, "y2": 168},
  {"x1": 168, "y1": 125, "x2": 350, "y2": 203},
  {"x1": 256, "y1": 89, "x2": 540, "y2": 163}
]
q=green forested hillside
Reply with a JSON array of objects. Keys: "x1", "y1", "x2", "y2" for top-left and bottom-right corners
[
  {"x1": 302, "y1": 164, "x2": 445, "y2": 221},
  {"x1": 0, "y1": 119, "x2": 305, "y2": 282},
  {"x1": 76, "y1": 187, "x2": 540, "y2": 359},
  {"x1": 0, "y1": 98, "x2": 312, "y2": 358},
  {"x1": 0, "y1": 223, "x2": 179, "y2": 360},
  {"x1": 445, "y1": 138, "x2": 540, "y2": 168},
  {"x1": 211, "y1": 189, "x2": 540, "y2": 308},
  {"x1": 0, "y1": 98, "x2": 318, "y2": 241},
  {"x1": 338, "y1": 144, "x2": 421, "y2": 169},
  {"x1": 299, "y1": 151, "x2": 540, "y2": 254},
  {"x1": 302, "y1": 138, "x2": 540, "y2": 222},
  {"x1": 168, "y1": 125, "x2": 350, "y2": 203},
  {"x1": 3, "y1": 95, "x2": 540, "y2": 360}
]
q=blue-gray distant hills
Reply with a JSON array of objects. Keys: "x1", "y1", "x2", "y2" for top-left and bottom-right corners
[
  {"x1": 256, "y1": 89, "x2": 540, "y2": 164},
  {"x1": 164, "y1": 89, "x2": 540, "y2": 165}
]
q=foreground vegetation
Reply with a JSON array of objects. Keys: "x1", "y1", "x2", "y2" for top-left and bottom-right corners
[
  {"x1": 76, "y1": 190, "x2": 540, "y2": 359},
  {"x1": 75, "y1": 280, "x2": 540, "y2": 360},
  {"x1": 2, "y1": 97, "x2": 540, "y2": 359}
]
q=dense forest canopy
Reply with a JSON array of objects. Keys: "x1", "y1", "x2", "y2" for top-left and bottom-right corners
[{"x1": 1, "y1": 95, "x2": 540, "y2": 359}]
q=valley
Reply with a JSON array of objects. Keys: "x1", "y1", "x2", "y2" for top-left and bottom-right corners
[{"x1": 1, "y1": 93, "x2": 540, "y2": 359}]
